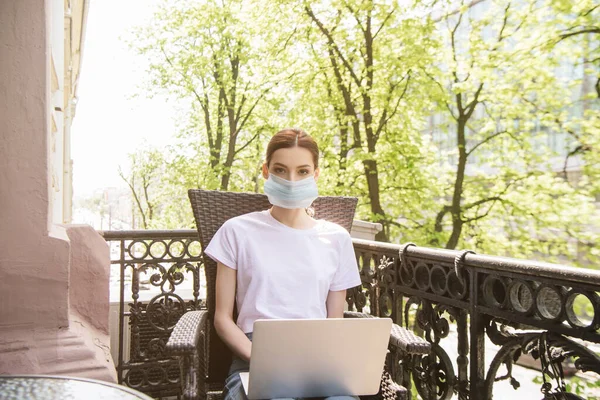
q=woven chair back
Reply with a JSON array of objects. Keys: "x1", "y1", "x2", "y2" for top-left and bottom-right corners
[{"x1": 187, "y1": 189, "x2": 358, "y2": 385}]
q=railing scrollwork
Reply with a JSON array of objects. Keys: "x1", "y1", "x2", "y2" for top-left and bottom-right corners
[
  {"x1": 102, "y1": 230, "x2": 205, "y2": 398},
  {"x1": 103, "y1": 231, "x2": 600, "y2": 399},
  {"x1": 352, "y1": 238, "x2": 600, "y2": 400}
]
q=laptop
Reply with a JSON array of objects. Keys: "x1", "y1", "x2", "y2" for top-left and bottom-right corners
[{"x1": 239, "y1": 318, "x2": 392, "y2": 399}]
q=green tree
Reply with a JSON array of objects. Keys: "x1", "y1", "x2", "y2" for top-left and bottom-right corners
[
  {"x1": 285, "y1": 0, "x2": 442, "y2": 242},
  {"x1": 132, "y1": 0, "x2": 293, "y2": 193},
  {"x1": 543, "y1": 0, "x2": 599, "y2": 189},
  {"x1": 118, "y1": 148, "x2": 165, "y2": 229},
  {"x1": 123, "y1": 0, "x2": 599, "y2": 267},
  {"x1": 424, "y1": 0, "x2": 598, "y2": 261}
]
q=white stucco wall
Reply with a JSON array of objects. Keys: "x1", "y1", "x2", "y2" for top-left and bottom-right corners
[
  {"x1": 0, "y1": 0, "x2": 70, "y2": 330},
  {"x1": 50, "y1": 0, "x2": 66, "y2": 223},
  {"x1": 0, "y1": 0, "x2": 114, "y2": 381}
]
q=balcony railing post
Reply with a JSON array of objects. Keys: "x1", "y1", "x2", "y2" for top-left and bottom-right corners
[
  {"x1": 456, "y1": 309, "x2": 468, "y2": 400},
  {"x1": 469, "y1": 269, "x2": 485, "y2": 397},
  {"x1": 118, "y1": 238, "x2": 125, "y2": 384}
]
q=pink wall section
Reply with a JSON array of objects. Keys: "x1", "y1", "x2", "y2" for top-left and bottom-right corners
[
  {"x1": 0, "y1": 0, "x2": 70, "y2": 330},
  {"x1": 65, "y1": 225, "x2": 111, "y2": 335},
  {"x1": 0, "y1": 0, "x2": 116, "y2": 381}
]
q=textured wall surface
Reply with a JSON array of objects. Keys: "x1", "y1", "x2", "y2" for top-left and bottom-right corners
[
  {"x1": 0, "y1": 0, "x2": 115, "y2": 382},
  {"x1": 65, "y1": 225, "x2": 111, "y2": 335},
  {"x1": 0, "y1": 0, "x2": 70, "y2": 330}
]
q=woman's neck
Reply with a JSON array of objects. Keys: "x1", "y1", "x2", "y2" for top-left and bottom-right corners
[{"x1": 269, "y1": 206, "x2": 316, "y2": 230}]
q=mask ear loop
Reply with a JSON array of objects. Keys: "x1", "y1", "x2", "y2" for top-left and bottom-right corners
[{"x1": 303, "y1": 166, "x2": 317, "y2": 217}]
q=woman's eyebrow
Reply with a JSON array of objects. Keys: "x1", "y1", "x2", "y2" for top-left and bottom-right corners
[{"x1": 272, "y1": 162, "x2": 312, "y2": 169}]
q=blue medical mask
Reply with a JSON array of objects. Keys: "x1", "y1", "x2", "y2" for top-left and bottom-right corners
[{"x1": 263, "y1": 174, "x2": 319, "y2": 209}]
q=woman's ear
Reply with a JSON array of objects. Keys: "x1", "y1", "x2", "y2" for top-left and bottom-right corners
[
  {"x1": 262, "y1": 163, "x2": 269, "y2": 179},
  {"x1": 314, "y1": 167, "x2": 320, "y2": 181}
]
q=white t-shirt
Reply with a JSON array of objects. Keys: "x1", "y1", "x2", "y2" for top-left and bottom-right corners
[{"x1": 204, "y1": 210, "x2": 362, "y2": 333}]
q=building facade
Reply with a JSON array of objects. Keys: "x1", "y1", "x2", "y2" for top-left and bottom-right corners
[{"x1": 0, "y1": 0, "x2": 115, "y2": 380}]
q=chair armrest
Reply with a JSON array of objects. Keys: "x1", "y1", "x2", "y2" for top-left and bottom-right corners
[
  {"x1": 344, "y1": 311, "x2": 430, "y2": 355},
  {"x1": 390, "y1": 323, "x2": 430, "y2": 355},
  {"x1": 166, "y1": 310, "x2": 210, "y2": 355},
  {"x1": 167, "y1": 310, "x2": 210, "y2": 400}
]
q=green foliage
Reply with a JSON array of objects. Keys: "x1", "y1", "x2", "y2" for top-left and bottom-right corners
[
  {"x1": 275, "y1": 0, "x2": 444, "y2": 241},
  {"x1": 566, "y1": 375, "x2": 600, "y2": 399},
  {"x1": 533, "y1": 374, "x2": 600, "y2": 399},
  {"x1": 541, "y1": 0, "x2": 600, "y2": 198},
  {"x1": 118, "y1": 148, "x2": 167, "y2": 229},
  {"x1": 130, "y1": 0, "x2": 295, "y2": 189},
  {"x1": 121, "y1": 0, "x2": 599, "y2": 267},
  {"x1": 412, "y1": 0, "x2": 599, "y2": 262}
]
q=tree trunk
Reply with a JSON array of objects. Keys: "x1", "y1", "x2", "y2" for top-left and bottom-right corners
[
  {"x1": 221, "y1": 121, "x2": 236, "y2": 191},
  {"x1": 363, "y1": 159, "x2": 388, "y2": 242},
  {"x1": 363, "y1": 13, "x2": 388, "y2": 242},
  {"x1": 446, "y1": 116, "x2": 468, "y2": 249}
]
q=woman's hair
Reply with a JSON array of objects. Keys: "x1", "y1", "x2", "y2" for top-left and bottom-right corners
[{"x1": 265, "y1": 128, "x2": 319, "y2": 169}]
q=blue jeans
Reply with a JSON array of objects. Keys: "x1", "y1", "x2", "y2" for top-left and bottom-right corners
[{"x1": 223, "y1": 333, "x2": 359, "y2": 400}]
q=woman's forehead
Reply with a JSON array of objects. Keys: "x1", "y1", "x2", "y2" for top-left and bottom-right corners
[{"x1": 270, "y1": 147, "x2": 315, "y2": 168}]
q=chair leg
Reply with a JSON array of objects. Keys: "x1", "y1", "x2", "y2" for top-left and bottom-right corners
[{"x1": 181, "y1": 352, "x2": 201, "y2": 400}]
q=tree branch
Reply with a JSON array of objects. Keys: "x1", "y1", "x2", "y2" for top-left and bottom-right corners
[
  {"x1": 315, "y1": 37, "x2": 362, "y2": 148},
  {"x1": 305, "y1": 4, "x2": 362, "y2": 88},
  {"x1": 464, "y1": 83, "x2": 484, "y2": 119},
  {"x1": 559, "y1": 28, "x2": 600, "y2": 41},
  {"x1": 449, "y1": 6, "x2": 464, "y2": 84},
  {"x1": 466, "y1": 129, "x2": 507, "y2": 156},
  {"x1": 142, "y1": 175, "x2": 154, "y2": 221},
  {"x1": 161, "y1": 47, "x2": 214, "y2": 148},
  {"x1": 235, "y1": 89, "x2": 249, "y2": 126},
  {"x1": 497, "y1": 3, "x2": 510, "y2": 42},
  {"x1": 373, "y1": 7, "x2": 396, "y2": 39},
  {"x1": 235, "y1": 88, "x2": 270, "y2": 137},
  {"x1": 118, "y1": 166, "x2": 148, "y2": 229},
  {"x1": 461, "y1": 205, "x2": 497, "y2": 223},
  {"x1": 582, "y1": 5, "x2": 599, "y2": 17},
  {"x1": 434, "y1": 205, "x2": 452, "y2": 233},
  {"x1": 385, "y1": 219, "x2": 410, "y2": 230},
  {"x1": 462, "y1": 196, "x2": 503, "y2": 211},
  {"x1": 234, "y1": 131, "x2": 261, "y2": 157},
  {"x1": 423, "y1": 68, "x2": 456, "y2": 120},
  {"x1": 342, "y1": 0, "x2": 365, "y2": 34},
  {"x1": 461, "y1": 174, "x2": 530, "y2": 223},
  {"x1": 375, "y1": 72, "x2": 411, "y2": 140},
  {"x1": 562, "y1": 144, "x2": 589, "y2": 182}
]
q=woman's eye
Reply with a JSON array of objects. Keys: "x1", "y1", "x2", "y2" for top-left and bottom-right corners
[
  {"x1": 299, "y1": 169, "x2": 310, "y2": 175},
  {"x1": 274, "y1": 168, "x2": 285, "y2": 174}
]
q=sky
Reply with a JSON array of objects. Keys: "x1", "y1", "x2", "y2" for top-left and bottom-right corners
[{"x1": 71, "y1": 0, "x2": 177, "y2": 198}]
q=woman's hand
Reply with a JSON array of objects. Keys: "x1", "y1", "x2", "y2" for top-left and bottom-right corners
[{"x1": 214, "y1": 262, "x2": 252, "y2": 362}]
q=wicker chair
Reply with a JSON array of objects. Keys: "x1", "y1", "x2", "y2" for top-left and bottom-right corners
[{"x1": 166, "y1": 189, "x2": 430, "y2": 400}]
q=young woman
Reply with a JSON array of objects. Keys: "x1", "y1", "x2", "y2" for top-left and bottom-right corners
[{"x1": 204, "y1": 128, "x2": 361, "y2": 400}]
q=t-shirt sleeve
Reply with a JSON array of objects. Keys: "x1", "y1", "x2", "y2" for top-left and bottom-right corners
[
  {"x1": 204, "y1": 220, "x2": 238, "y2": 270},
  {"x1": 329, "y1": 232, "x2": 362, "y2": 291}
]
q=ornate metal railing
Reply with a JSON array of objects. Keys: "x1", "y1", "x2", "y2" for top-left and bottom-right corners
[
  {"x1": 101, "y1": 230, "x2": 205, "y2": 399},
  {"x1": 351, "y1": 239, "x2": 600, "y2": 399},
  {"x1": 102, "y1": 230, "x2": 600, "y2": 399}
]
